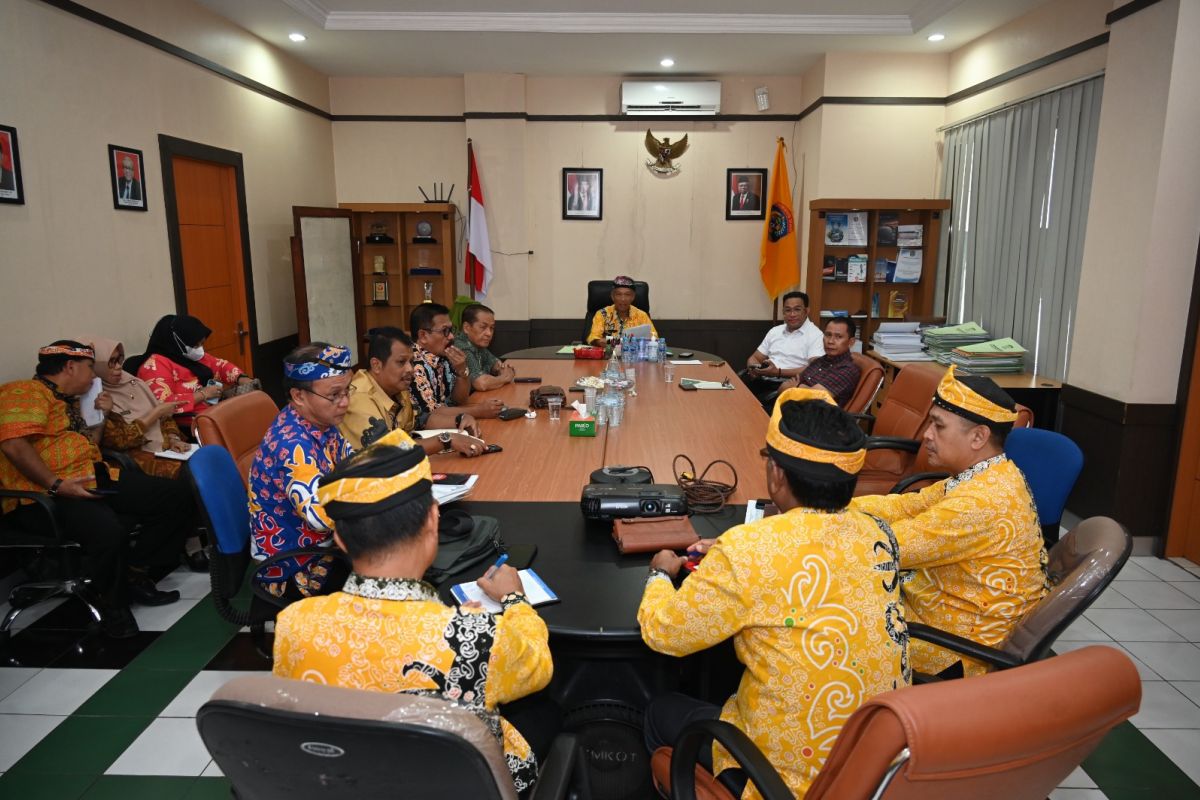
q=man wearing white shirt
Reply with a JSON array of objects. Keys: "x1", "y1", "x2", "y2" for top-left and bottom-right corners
[{"x1": 742, "y1": 291, "x2": 825, "y2": 407}]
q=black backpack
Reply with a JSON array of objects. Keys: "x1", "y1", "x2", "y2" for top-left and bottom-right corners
[{"x1": 423, "y1": 509, "x2": 503, "y2": 585}]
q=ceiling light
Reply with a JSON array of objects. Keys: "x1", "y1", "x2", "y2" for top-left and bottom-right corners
[
  {"x1": 660, "y1": 57, "x2": 675, "y2": 67},
  {"x1": 289, "y1": 32, "x2": 307, "y2": 42},
  {"x1": 654, "y1": 84, "x2": 667, "y2": 91},
  {"x1": 927, "y1": 33, "x2": 945, "y2": 42}
]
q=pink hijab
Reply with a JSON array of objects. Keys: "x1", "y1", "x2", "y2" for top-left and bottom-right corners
[{"x1": 80, "y1": 336, "x2": 168, "y2": 452}]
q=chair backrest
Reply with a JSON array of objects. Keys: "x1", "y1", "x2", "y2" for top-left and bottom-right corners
[
  {"x1": 198, "y1": 674, "x2": 518, "y2": 800},
  {"x1": 846, "y1": 353, "x2": 885, "y2": 415},
  {"x1": 583, "y1": 280, "x2": 651, "y2": 341},
  {"x1": 863, "y1": 363, "x2": 942, "y2": 476},
  {"x1": 1005, "y1": 427, "x2": 1083, "y2": 527},
  {"x1": 190, "y1": 445, "x2": 251, "y2": 558},
  {"x1": 194, "y1": 390, "x2": 279, "y2": 487},
  {"x1": 999, "y1": 516, "x2": 1131, "y2": 664},
  {"x1": 806, "y1": 645, "x2": 1141, "y2": 800}
]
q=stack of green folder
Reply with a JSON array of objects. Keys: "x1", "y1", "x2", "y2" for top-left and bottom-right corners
[
  {"x1": 921, "y1": 322, "x2": 992, "y2": 364},
  {"x1": 948, "y1": 337, "x2": 1027, "y2": 374}
]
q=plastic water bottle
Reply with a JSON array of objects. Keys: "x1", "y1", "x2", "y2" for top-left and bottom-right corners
[{"x1": 659, "y1": 338, "x2": 668, "y2": 364}]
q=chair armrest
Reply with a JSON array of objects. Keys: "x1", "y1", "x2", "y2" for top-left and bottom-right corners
[
  {"x1": 671, "y1": 719, "x2": 792, "y2": 800},
  {"x1": 102, "y1": 449, "x2": 139, "y2": 473},
  {"x1": 530, "y1": 733, "x2": 582, "y2": 800},
  {"x1": 864, "y1": 436, "x2": 921, "y2": 453},
  {"x1": 850, "y1": 412, "x2": 877, "y2": 434},
  {"x1": 890, "y1": 472, "x2": 950, "y2": 494},
  {"x1": 250, "y1": 547, "x2": 352, "y2": 609},
  {"x1": 0, "y1": 489, "x2": 66, "y2": 540},
  {"x1": 906, "y1": 622, "x2": 1023, "y2": 670}
]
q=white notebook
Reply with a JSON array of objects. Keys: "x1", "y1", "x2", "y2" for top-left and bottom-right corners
[{"x1": 450, "y1": 568, "x2": 558, "y2": 613}]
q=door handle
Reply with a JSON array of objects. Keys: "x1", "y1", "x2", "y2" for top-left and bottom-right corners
[{"x1": 236, "y1": 321, "x2": 249, "y2": 355}]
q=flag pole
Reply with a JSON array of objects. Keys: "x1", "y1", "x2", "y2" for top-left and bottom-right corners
[{"x1": 465, "y1": 138, "x2": 476, "y2": 300}]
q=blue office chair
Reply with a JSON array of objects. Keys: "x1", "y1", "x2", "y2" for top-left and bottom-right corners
[{"x1": 1005, "y1": 428, "x2": 1084, "y2": 548}]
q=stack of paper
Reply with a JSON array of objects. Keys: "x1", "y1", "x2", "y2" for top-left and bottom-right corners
[
  {"x1": 870, "y1": 322, "x2": 931, "y2": 361},
  {"x1": 922, "y1": 322, "x2": 992, "y2": 363},
  {"x1": 433, "y1": 475, "x2": 479, "y2": 505},
  {"x1": 948, "y1": 338, "x2": 1028, "y2": 374}
]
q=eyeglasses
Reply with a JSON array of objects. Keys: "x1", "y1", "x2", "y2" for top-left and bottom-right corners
[
  {"x1": 421, "y1": 326, "x2": 455, "y2": 338},
  {"x1": 305, "y1": 384, "x2": 357, "y2": 404},
  {"x1": 782, "y1": 307, "x2": 807, "y2": 315}
]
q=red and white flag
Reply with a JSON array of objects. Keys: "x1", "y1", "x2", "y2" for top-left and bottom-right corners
[{"x1": 465, "y1": 142, "x2": 493, "y2": 298}]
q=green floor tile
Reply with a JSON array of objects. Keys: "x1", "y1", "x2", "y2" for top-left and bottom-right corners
[
  {"x1": 81, "y1": 775, "x2": 197, "y2": 800},
  {"x1": 74, "y1": 667, "x2": 197, "y2": 717},
  {"x1": 185, "y1": 777, "x2": 233, "y2": 799},
  {"x1": 131, "y1": 601, "x2": 239, "y2": 672},
  {"x1": 1084, "y1": 721, "x2": 1200, "y2": 800},
  {"x1": 4, "y1": 715, "x2": 154, "y2": 776},
  {"x1": 0, "y1": 772, "x2": 97, "y2": 800}
]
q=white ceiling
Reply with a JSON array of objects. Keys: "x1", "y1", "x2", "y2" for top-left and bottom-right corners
[{"x1": 193, "y1": 0, "x2": 1052, "y2": 77}]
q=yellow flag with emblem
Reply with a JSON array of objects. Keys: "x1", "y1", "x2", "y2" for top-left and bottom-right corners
[{"x1": 759, "y1": 138, "x2": 800, "y2": 299}]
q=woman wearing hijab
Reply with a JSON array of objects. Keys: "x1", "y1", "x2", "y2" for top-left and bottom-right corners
[
  {"x1": 125, "y1": 314, "x2": 254, "y2": 432},
  {"x1": 81, "y1": 336, "x2": 209, "y2": 572}
]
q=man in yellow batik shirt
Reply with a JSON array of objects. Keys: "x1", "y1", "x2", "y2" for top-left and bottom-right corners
[
  {"x1": 639, "y1": 388, "x2": 909, "y2": 800},
  {"x1": 586, "y1": 274, "x2": 657, "y2": 345},
  {"x1": 854, "y1": 366, "x2": 1048, "y2": 678},
  {"x1": 272, "y1": 429, "x2": 555, "y2": 794}
]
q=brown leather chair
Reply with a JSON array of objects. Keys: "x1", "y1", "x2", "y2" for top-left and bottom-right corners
[
  {"x1": 193, "y1": 390, "x2": 279, "y2": 486},
  {"x1": 853, "y1": 363, "x2": 943, "y2": 495},
  {"x1": 844, "y1": 353, "x2": 885, "y2": 415},
  {"x1": 653, "y1": 645, "x2": 1141, "y2": 800}
]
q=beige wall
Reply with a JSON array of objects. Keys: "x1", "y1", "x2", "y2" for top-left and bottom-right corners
[{"x1": 0, "y1": 0, "x2": 336, "y2": 382}]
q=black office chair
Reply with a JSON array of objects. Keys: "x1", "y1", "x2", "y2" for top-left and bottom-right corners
[
  {"x1": 198, "y1": 674, "x2": 583, "y2": 800},
  {"x1": 582, "y1": 280, "x2": 650, "y2": 342}
]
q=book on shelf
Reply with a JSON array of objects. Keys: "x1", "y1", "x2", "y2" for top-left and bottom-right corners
[
  {"x1": 820, "y1": 309, "x2": 851, "y2": 318},
  {"x1": 833, "y1": 257, "x2": 849, "y2": 281},
  {"x1": 824, "y1": 212, "x2": 868, "y2": 246},
  {"x1": 822, "y1": 255, "x2": 836, "y2": 280},
  {"x1": 877, "y1": 212, "x2": 899, "y2": 246},
  {"x1": 887, "y1": 290, "x2": 909, "y2": 319},
  {"x1": 871, "y1": 291, "x2": 880, "y2": 317},
  {"x1": 898, "y1": 224, "x2": 924, "y2": 247},
  {"x1": 894, "y1": 249, "x2": 922, "y2": 283},
  {"x1": 847, "y1": 255, "x2": 868, "y2": 283}
]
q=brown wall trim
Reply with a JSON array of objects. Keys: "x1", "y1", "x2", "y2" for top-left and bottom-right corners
[
  {"x1": 41, "y1": 0, "x2": 1109, "y2": 128},
  {"x1": 1107, "y1": 0, "x2": 1166, "y2": 26}
]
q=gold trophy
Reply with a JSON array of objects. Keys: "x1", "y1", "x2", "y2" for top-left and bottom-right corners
[{"x1": 423, "y1": 281, "x2": 434, "y2": 303}]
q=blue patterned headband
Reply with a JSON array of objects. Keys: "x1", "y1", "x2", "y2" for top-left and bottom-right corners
[{"x1": 284, "y1": 344, "x2": 352, "y2": 380}]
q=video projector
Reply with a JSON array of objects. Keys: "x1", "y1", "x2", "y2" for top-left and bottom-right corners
[{"x1": 580, "y1": 484, "x2": 688, "y2": 521}]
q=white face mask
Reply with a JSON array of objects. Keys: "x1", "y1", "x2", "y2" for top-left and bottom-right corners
[{"x1": 185, "y1": 345, "x2": 205, "y2": 361}]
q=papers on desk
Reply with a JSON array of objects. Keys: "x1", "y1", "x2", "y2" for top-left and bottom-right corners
[
  {"x1": 679, "y1": 378, "x2": 734, "y2": 390},
  {"x1": 433, "y1": 475, "x2": 478, "y2": 505},
  {"x1": 450, "y1": 568, "x2": 558, "y2": 612},
  {"x1": 154, "y1": 443, "x2": 200, "y2": 461},
  {"x1": 871, "y1": 321, "x2": 929, "y2": 361},
  {"x1": 556, "y1": 345, "x2": 578, "y2": 354},
  {"x1": 669, "y1": 359, "x2": 702, "y2": 365}
]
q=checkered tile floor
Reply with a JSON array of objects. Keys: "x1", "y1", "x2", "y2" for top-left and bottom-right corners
[{"x1": 2, "y1": 544, "x2": 1200, "y2": 799}]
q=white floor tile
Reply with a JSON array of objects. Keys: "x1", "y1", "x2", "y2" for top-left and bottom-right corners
[
  {"x1": 1049, "y1": 789, "x2": 1108, "y2": 799},
  {"x1": 155, "y1": 569, "x2": 212, "y2": 599},
  {"x1": 1130, "y1": 681, "x2": 1200, "y2": 729},
  {"x1": 1112, "y1": 561, "x2": 1159, "y2": 581},
  {"x1": 1172, "y1": 681, "x2": 1200, "y2": 706},
  {"x1": 1169, "y1": 582, "x2": 1200, "y2": 602},
  {"x1": 0, "y1": 668, "x2": 117, "y2": 715},
  {"x1": 1088, "y1": 586, "x2": 1138, "y2": 609},
  {"x1": 1113, "y1": 582, "x2": 1200, "y2": 610},
  {"x1": 0, "y1": 713, "x2": 67, "y2": 771},
  {"x1": 1171, "y1": 558, "x2": 1200, "y2": 579},
  {"x1": 131, "y1": 596, "x2": 204, "y2": 632},
  {"x1": 0, "y1": 668, "x2": 41, "y2": 703},
  {"x1": 1130, "y1": 556, "x2": 1199, "y2": 582},
  {"x1": 1053, "y1": 641, "x2": 1162, "y2": 680},
  {"x1": 1149, "y1": 610, "x2": 1200, "y2": 643},
  {"x1": 1057, "y1": 616, "x2": 1111, "y2": 642},
  {"x1": 1142, "y1": 728, "x2": 1200, "y2": 785},
  {"x1": 1123, "y1": 642, "x2": 1200, "y2": 681},
  {"x1": 160, "y1": 671, "x2": 264, "y2": 718},
  {"x1": 1059, "y1": 766, "x2": 1097, "y2": 788},
  {"x1": 105, "y1": 717, "x2": 212, "y2": 776},
  {"x1": 201, "y1": 759, "x2": 224, "y2": 777},
  {"x1": 1085, "y1": 609, "x2": 1184, "y2": 642}
]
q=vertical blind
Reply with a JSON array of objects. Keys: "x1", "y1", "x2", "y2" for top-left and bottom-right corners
[{"x1": 936, "y1": 76, "x2": 1104, "y2": 380}]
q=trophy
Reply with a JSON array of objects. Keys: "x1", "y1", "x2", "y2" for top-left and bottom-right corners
[
  {"x1": 412, "y1": 220, "x2": 437, "y2": 243},
  {"x1": 372, "y1": 255, "x2": 386, "y2": 274},
  {"x1": 423, "y1": 281, "x2": 434, "y2": 303},
  {"x1": 366, "y1": 223, "x2": 394, "y2": 244}
]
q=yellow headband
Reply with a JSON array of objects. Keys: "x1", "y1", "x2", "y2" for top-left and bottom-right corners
[
  {"x1": 934, "y1": 365, "x2": 1018, "y2": 424},
  {"x1": 765, "y1": 387, "x2": 866, "y2": 475},
  {"x1": 318, "y1": 428, "x2": 432, "y2": 508}
]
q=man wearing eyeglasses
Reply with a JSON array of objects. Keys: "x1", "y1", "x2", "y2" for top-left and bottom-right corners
[
  {"x1": 409, "y1": 304, "x2": 503, "y2": 423},
  {"x1": 741, "y1": 291, "x2": 825, "y2": 407},
  {"x1": 248, "y1": 342, "x2": 355, "y2": 600}
]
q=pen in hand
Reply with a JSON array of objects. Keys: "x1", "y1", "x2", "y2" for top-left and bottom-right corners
[{"x1": 485, "y1": 553, "x2": 509, "y2": 578}]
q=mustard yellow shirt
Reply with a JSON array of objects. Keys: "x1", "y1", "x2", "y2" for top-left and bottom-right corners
[
  {"x1": 853, "y1": 454, "x2": 1048, "y2": 676},
  {"x1": 587, "y1": 304, "x2": 656, "y2": 344},
  {"x1": 638, "y1": 508, "x2": 908, "y2": 800},
  {"x1": 273, "y1": 575, "x2": 553, "y2": 793},
  {"x1": 338, "y1": 369, "x2": 416, "y2": 451}
]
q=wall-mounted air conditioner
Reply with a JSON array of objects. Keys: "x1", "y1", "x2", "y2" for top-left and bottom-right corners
[{"x1": 621, "y1": 81, "x2": 721, "y2": 115}]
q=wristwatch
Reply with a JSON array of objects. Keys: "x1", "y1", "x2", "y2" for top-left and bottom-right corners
[
  {"x1": 499, "y1": 592, "x2": 528, "y2": 610},
  {"x1": 47, "y1": 478, "x2": 63, "y2": 496},
  {"x1": 438, "y1": 432, "x2": 453, "y2": 453}
]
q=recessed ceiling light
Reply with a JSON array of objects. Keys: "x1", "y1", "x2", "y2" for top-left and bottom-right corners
[
  {"x1": 927, "y1": 33, "x2": 945, "y2": 42},
  {"x1": 289, "y1": 32, "x2": 307, "y2": 42},
  {"x1": 654, "y1": 84, "x2": 668, "y2": 91},
  {"x1": 660, "y1": 57, "x2": 675, "y2": 68}
]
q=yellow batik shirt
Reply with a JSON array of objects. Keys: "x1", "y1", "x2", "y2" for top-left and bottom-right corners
[
  {"x1": 853, "y1": 454, "x2": 1048, "y2": 676},
  {"x1": 587, "y1": 305, "x2": 657, "y2": 344},
  {"x1": 638, "y1": 508, "x2": 909, "y2": 800},
  {"x1": 273, "y1": 575, "x2": 553, "y2": 793}
]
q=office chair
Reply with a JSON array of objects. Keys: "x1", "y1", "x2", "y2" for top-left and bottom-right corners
[
  {"x1": 906, "y1": 515, "x2": 1130, "y2": 680},
  {"x1": 852, "y1": 363, "x2": 943, "y2": 495},
  {"x1": 755, "y1": 353, "x2": 884, "y2": 415},
  {"x1": 194, "y1": 390, "x2": 279, "y2": 487},
  {"x1": 582, "y1": 279, "x2": 650, "y2": 342},
  {"x1": 197, "y1": 674, "x2": 583, "y2": 800},
  {"x1": 1005, "y1": 427, "x2": 1084, "y2": 547},
  {"x1": 652, "y1": 645, "x2": 1140, "y2": 800}
]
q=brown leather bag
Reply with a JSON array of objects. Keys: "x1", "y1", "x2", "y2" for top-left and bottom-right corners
[
  {"x1": 529, "y1": 385, "x2": 567, "y2": 408},
  {"x1": 612, "y1": 515, "x2": 699, "y2": 554}
]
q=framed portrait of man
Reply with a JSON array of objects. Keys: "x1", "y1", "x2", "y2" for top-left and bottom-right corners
[
  {"x1": 563, "y1": 168, "x2": 602, "y2": 220},
  {"x1": 726, "y1": 168, "x2": 767, "y2": 220},
  {"x1": 0, "y1": 124, "x2": 24, "y2": 205},
  {"x1": 108, "y1": 144, "x2": 148, "y2": 211}
]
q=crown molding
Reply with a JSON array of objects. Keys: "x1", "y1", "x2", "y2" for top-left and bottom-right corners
[{"x1": 280, "y1": 0, "x2": 328, "y2": 26}]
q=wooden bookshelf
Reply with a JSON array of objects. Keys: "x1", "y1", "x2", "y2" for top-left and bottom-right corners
[{"x1": 805, "y1": 198, "x2": 950, "y2": 344}]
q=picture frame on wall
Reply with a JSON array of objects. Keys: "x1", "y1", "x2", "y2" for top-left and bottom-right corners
[
  {"x1": 726, "y1": 168, "x2": 767, "y2": 220},
  {"x1": 372, "y1": 278, "x2": 389, "y2": 304},
  {"x1": 108, "y1": 144, "x2": 147, "y2": 211},
  {"x1": 0, "y1": 124, "x2": 24, "y2": 205},
  {"x1": 563, "y1": 168, "x2": 602, "y2": 220}
]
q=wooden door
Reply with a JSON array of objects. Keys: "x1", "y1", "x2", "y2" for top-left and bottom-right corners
[
  {"x1": 171, "y1": 156, "x2": 252, "y2": 373},
  {"x1": 1167, "y1": 302, "x2": 1200, "y2": 560}
]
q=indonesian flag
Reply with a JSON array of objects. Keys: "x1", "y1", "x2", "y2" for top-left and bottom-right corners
[{"x1": 465, "y1": 142, "x2": 493, "y2": 298}]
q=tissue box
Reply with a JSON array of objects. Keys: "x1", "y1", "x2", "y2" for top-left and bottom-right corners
[{"x1": 569, "y1": 412, "x2": 596, "y2": 437}]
